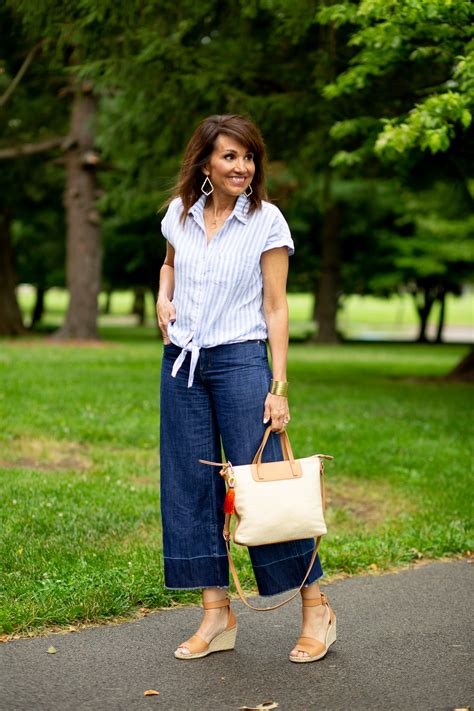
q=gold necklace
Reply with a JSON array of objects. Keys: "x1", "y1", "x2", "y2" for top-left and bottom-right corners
[{"x1": 208, "y1": 208, "x2": 230, "y2": 229}]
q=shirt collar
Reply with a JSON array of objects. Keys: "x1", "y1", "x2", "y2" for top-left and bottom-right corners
[
  {"x1": 188, "y1": 192, "x2": 249, "y2": 225},
  {"x1": 232, "y1": 193, "x2": 250, "y2": 223}
]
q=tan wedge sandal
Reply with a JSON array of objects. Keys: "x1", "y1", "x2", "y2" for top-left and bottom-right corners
[
  {"x1": 289, "y1": 591, "x2": 336, "y2": 663},
  {"x1": 174, "y1": 597, "x2": 237, "y2": 660}
]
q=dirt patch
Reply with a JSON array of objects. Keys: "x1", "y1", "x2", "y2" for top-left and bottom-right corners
[
  {"x1": 0, "y1": 438, "x2": 92, "y2": 472},
  {"x1": 130, "y1": 475, "x2": 157, "y2": 486},
  {"x1": 326, "y1": 476, "x2": 410, "y2": 527}
]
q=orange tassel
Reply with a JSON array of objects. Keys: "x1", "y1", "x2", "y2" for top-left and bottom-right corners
[{"x1": 223, "y1": 487, "x2": 235, "y2": 514}]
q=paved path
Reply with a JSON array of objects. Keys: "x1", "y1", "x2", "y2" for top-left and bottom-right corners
[{"x1": 1, "y1": 560, "x2": 472, "y2": 711}]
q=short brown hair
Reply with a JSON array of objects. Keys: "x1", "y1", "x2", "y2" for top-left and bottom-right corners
[{"x1": 168, "y1": 114, "x2": 267, "y2": 221}]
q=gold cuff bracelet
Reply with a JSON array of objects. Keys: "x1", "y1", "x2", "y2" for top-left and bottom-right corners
[{"x1": 270, "y1": 379, "x2": 289, "y2": 397}]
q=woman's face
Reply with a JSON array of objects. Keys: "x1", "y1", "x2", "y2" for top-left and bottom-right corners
[{"x1": 203, "y1": 134, "x2": 255, "y2": 199}]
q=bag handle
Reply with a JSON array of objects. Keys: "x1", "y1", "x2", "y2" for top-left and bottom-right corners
[
  {"x1": 253, "y1": 425, "x2": 299, "y2": 478},
  {"x1": 221, "y1": 458, "x2": 328, "y2": 611}
]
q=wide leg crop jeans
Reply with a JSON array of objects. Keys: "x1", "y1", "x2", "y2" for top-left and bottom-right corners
[{"x1": 159, "y1": 339, "x2": 323, "y2": 596}]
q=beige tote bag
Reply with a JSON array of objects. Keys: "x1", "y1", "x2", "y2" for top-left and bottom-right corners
[{"x1": 200, "y1": 426, "x2": 333, "y2": 611}]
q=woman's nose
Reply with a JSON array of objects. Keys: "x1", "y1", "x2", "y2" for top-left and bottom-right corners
[{"x1": 234, "y1": 158, "x2": 245, "y2": 172}]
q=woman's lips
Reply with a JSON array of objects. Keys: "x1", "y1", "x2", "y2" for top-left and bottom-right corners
[{"x1": 228, "y1": 176, "x2": 247, "y2": 185}]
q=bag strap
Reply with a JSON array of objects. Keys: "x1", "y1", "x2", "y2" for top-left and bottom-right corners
[{"x1": 224, "y1": 528, "x2": 322, "y2": 611}]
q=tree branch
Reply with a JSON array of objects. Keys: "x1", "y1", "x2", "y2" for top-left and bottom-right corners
[
  {"x1": 0, "y1": 136, "x2": 69, "y2": 159},
  {"x1": 0, "y1": 40, "x2": 45, "y2": 108}
]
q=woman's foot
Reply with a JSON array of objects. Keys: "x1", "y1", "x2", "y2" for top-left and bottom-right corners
[
  {"x1": 175, "y1": 594, "x2": 237, "y2": 659},
  {"x1": 289, "y1": 589, "x2": 336, "y2": 662}
]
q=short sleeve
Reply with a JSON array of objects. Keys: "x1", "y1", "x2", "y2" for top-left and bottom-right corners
[
  {"x1": 161, "y1": 198, "x2": 181, "y2": 249},
  {"x1": 262, "y1": 211, "x2": 295, "y2": 256}
]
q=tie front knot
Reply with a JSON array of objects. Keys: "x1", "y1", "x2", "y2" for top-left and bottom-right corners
[{"x1": 170, "y1": 343, "x2": 201, "y2": 387}]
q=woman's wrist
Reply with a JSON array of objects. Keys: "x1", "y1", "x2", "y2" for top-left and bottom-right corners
[
  {"x1": 157, "y1": 294, "x2": 172, "y2": 305},
  {"x1": 270, "y1": 379, "x2": 289, "y2": 397}
]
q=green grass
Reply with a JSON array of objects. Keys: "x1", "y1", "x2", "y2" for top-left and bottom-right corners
[{"x1": 0, "y1": 335, "x2": 472, "y2": 637}]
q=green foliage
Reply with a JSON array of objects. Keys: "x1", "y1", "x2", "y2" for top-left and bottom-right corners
[
  {"x1": 318, "y1": 0, "x2": 474, "y2": 161},
  {"x1": 375, "y1": 88, "x2": 473, "y2": 159},
  {"x1": 390, "y1": 181, "x2": 474, "y2": 288},
  {"x1": 0, "y1": 6, "x2": 69, "y2": 292},
  {"x1": 2, "y1": 0, "x2": 473, "y2": 320}
]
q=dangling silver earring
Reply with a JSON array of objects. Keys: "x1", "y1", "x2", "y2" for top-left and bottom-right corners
[
  {"x1": 201, "y1": 176, "x2": 214, "y2": 196},
  {"x1": 244, "y1": 183, "x2": 253, "y2": 197}
]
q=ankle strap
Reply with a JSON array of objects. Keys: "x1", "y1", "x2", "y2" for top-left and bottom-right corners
[
  {"x1": 203, "y1": 597, "x2": 229, "y2": 610},
  {"x1": 302, "y1": 591, "x2": 329, "y2": 607}
]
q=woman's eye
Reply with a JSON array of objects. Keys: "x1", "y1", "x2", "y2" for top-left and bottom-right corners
[{"x1": 222, "y1": 152, "x2": 253, "y2": 161}]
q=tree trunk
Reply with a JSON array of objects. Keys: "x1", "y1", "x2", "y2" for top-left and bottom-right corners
[
  {"x1": 132, "y1": 286, "x2": 146, "y2": 325},
  {"x1": 0, "y1": 210, "x2": 25, "y2": 335},
  {"x1": 150, "y1": 286, "x2": 161, "y2": 337},
  {"x1": 313, "y1": 202, "x2": 342, "y2": 343},
  {"x1": 54, "y1": 85, "x2": 101, "y2": 340},
  {"x1": 434, "y1": 290, "x2": 446, "y2": 344},
  {"x1": 30, "y1": 285, "x2": 45, "y2": 328},
  {"x1": 446, "y1": 349, "x2": 474, "y2": 382},
  {"x1": 414, "y1": 287, "x2": 436, "y2": 343},
  {"x1": 102, "y1": 288, "x2": 112, "y2": 314}
]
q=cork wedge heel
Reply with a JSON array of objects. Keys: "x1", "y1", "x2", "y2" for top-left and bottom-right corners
[
  {"x1": 289, "y1": 591, "x2": 336, "y2": 663},
  {"x1": 174, "y1": 597, "x2": 237, "y2": 660}
]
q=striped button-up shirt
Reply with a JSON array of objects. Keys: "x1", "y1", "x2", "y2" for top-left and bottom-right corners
[{"x1": 161, "y1": 192, "x2": 294, "y2": 387}]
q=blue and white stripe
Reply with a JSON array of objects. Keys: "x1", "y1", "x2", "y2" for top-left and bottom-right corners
[{"x1": 161, "y1": 192, "x2": 294, "y2": 387}]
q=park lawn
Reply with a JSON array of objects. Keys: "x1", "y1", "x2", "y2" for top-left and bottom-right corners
[{"x1": 0, "y1": 334, "x2": 472, "y2": 637}]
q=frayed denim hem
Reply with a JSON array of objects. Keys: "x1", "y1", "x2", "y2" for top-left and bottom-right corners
[
  {"x1": 256, "y1": 571, "x2": 325, "y2": 598},
  {"x1": 251, "y1": 547, "x2": 315, "y2": 569},
  {"x1": 164, "y1": 584, "x2": 230, "y2": 591},
  {"x1": 303, "y1": 572, "x2": 325, "y2": 587}
]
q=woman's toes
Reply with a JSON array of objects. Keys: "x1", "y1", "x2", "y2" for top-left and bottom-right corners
[
  {"x1": 290, "y1": 648, "x2": 308, "y2": 658},
  {"x1": 177, "y1": 646, "x2": 190, "y2": 655}
]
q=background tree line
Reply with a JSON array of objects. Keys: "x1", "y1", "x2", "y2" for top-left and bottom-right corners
[{"x1": 1, "y1": 0, "x2": 473, "y2": 351}]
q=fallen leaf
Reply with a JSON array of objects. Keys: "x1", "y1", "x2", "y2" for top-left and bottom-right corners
[
  {"x1": 368, "y1": 563, "x2": 378, "y2": 571},
  {"x1": 140, "y1": 607, "x2": 152, "y2": 614},
  {"x1": 144, "y1": 690, "x2": 160, "y2": 696},
  {"x1": 239, "y1": 702, "x2": 278, "y2": 710},
  {"x1": 47, "y1": 646, "x2": 57, "y2": 654}
]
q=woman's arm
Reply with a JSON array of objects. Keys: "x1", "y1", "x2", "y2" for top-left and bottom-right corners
[
  {"x1": 261, "y1": 247, "x2": 291, "y2": 433},
  {"x1": 156, "y1": 242, "x2": 176, "y2": 343}
]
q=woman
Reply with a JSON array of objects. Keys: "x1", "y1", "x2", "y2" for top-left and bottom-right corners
[{"x1": 157, "y1": 114, "x2": 336, "y2": 662}]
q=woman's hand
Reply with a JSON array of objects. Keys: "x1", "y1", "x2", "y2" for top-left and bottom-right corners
[
  {"x1": 156, "y1": 297, "x2": 176, "y2": 344},
  {"x1": 263, "y1": 393, "x2": 290, "y2": 433}
]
